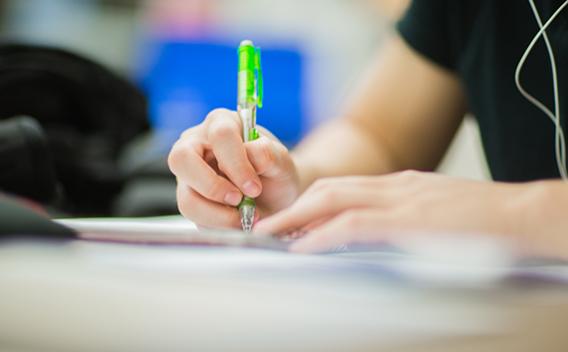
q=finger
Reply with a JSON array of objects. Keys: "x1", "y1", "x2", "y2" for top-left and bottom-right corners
[
  {"x1": 298, "y1": 176, "x2": 411, "y2": 207},
  {"x1": 276, "y1": 215, "x2": 334, "y2": 241},
  {"x1": 301, "y1": 172, "x2": 429, "y2": 199},
  {"x1": 177, "y1": 183, "x2": 241, "y2": 229},
  {"x1": 301, "y1": 176, "x2": 378, "y2": 197},
  {"x1": 245, "y1": 136, "x2": 291, "y2": 178},
  {"x1": 207, "y1": 111, "x2": 262, "y2": 198},
  {"x1": 289, "y1": 219, "x2": 354, "y2": 254},
  {"x1": 300, "y1": 215, "x2": 334, "y2": 233},
  {"x1": 254, "y1": 187, "x2": 382, "y2": 235},
  {"x1": 169, "y1": 139, "x2": 243, "y2": 206},
  {"x1": 289, "y1": 209, "x2": 392, "y2": 253}
]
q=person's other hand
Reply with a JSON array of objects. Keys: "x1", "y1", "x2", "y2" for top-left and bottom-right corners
[
  {"x1": 254, "y1": 171, "x2": 526, "y2": 253},
  {"x1": 168, "y1": 109, "x2": 300, "y2": 228}
]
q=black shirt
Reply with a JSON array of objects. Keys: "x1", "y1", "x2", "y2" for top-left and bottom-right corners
[{"x1": 397, "y1": 0, "x2": 568, "y2": 181}]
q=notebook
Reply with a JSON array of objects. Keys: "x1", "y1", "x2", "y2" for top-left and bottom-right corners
[{"x1": 56, "y1": 217, "x2": 290, "y2": 251}]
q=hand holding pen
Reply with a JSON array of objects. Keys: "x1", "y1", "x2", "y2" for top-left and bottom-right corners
[{"x1": 168, "y1": 41, "x2": 300, "y2": 231}]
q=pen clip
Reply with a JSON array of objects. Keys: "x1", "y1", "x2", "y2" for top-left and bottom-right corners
[{"x1": 255, "y1": 47, "x2": 263, "y2": 109}]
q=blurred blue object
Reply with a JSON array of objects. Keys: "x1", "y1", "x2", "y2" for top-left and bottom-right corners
[{"x1": 138, "y1": 40, "x2": 306, "y2": 147}]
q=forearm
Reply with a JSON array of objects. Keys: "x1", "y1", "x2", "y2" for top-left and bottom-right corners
[
  {"x1": 291, "y1": 36, "x2": 466, "y2": 192},
  {"x1": 292, "y1": 117, "x2": 401, "y2": 192}
]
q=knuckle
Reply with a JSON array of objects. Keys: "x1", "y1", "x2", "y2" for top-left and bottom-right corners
[
  {"x1": 316, "y1": 187, "x2": 339, "y2": 204},
  {"x1": 274, "y1": 141, "x2": 289, "y2": 154},
  {"x1": 206, "y1": 109, "x2": 240, "y2": 132},
  {"x1": 397, "y1": 170, "x2": 421, "y2": 182},
  {"x1": 259, "y1": 139, "x2": 277, "y2": 167},
  {"x1": 167, "y1": 141, "x2": 190, "y2": 173},
  {"x1": 205, "y1": 108, "x2": 230, "y2": 122},
  {"x1": 168, "y1": 138, "x2": 204, "y2": 171},
  {"x1": 167, "y1": 147, "x2": 179, "y2": 173},
  {"x1": 180, "y1": 125, "x2": 200, "y2": 139},
  {"x1": 209, "y1": 121, "x2": 238, "y2": 141}
]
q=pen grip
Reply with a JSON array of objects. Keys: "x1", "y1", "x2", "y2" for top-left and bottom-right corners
[
  {"x1": 248, "y1": 128, "x2": 259, "y2": 141},
  {"x1": 239, "y1": 128, "x2": 258, "y2": 210}
]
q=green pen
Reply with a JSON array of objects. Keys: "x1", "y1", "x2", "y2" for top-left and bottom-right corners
[{"x1": 237, "y1": 40, "x2": 263, "y2": 232}]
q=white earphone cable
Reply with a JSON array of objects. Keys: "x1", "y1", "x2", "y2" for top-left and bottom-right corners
[{"x1": 515, "y1": 0, "x2": 568, "y2": 179}]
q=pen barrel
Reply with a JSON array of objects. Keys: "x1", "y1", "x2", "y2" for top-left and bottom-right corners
[
  {"x1": 237, "y1": 40, "x2": 262, "y2": 231},
  {"x1": 238, "y1": 105, "x2": 258, "y2": 142},
  {"x1": 237, "y1": 70, "x2": 256, "y2": 106}
]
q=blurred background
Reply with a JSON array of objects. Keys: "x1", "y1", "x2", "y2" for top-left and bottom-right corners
[{"x1": 0, "y1": 0, "x2": 489, "y2": 216}]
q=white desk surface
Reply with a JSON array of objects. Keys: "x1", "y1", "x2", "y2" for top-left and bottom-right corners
[{"x1": 0, "y1": 238, "x2": 567, "y2": 352}]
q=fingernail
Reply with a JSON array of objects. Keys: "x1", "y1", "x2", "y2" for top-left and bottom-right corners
[
  {"x1": 224, "y1": 192, "x2": 242, "y2": 206},
  {"x1": 242, "y1": 180, "x2": 261, "y2": 197}
]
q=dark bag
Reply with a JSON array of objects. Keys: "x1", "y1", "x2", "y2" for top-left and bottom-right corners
[{"x1": 0, "y1": 44, "x2": 150, "y2": 215}]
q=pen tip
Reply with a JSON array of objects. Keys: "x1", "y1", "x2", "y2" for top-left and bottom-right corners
[
  {"x1": 241, "y1": 219, "x2": 253, "y2": 233},
  {"x1": 240, "y1": 205, "x2": 255, "y2": 233}
]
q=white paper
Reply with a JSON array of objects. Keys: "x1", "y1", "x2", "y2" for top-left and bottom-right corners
[{"x1": 56, "y1": 217, "x2": 289, "y2": 250}]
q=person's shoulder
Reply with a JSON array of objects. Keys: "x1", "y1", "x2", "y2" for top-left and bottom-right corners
[
  {"x1": 450, "y1": 0, "x2": 493, "y2": 18},
  {"x1": 401, "y1": 0, "x2": 483, "y2": 16},
  {"x1": 397, "y1": 0, "x2": 485, "y2": 71}
]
